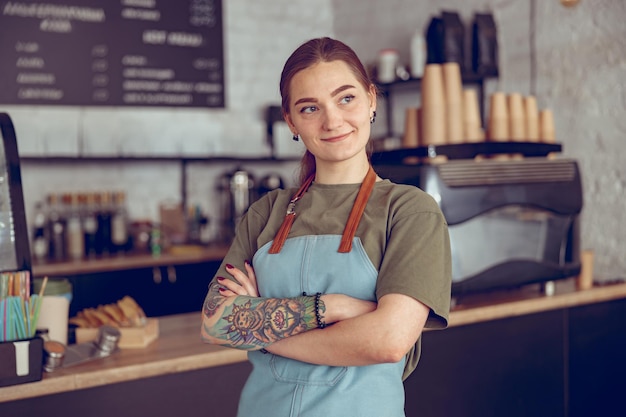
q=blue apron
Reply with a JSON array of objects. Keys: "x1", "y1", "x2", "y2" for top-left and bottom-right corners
[{"x1": 237, "y1": 235, "x2": 406, "y2": 417}]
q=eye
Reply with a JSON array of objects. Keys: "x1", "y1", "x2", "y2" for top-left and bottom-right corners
[
  {"x1": 340, "y1": 94, "x2": 355, "y2": 104},
  {"x1": 299, "y1": 105, "x2": 317, "y2": 114}
]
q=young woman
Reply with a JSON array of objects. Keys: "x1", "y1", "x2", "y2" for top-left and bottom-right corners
[{"x1": 201, "y1": 37, "x2": 451, "y2": 417}]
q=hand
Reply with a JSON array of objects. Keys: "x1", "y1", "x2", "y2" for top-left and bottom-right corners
[
  {"x1": 321, "y1": 293, "x2": 377, "y2": 323},
  {"x1": 217, "y1": 261, "x2": 260, "y2": 297}
]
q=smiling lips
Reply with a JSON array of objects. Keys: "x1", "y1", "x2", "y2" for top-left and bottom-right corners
[{"x1": 322, "y1": 131, "x2": 353, "y2": 142}]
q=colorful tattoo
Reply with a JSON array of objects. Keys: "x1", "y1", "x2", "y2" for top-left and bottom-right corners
[
  {"x1": 202, "y1": 283, "x2": 222, "y2": 318},
  {"x1": 210, "y1": 295, "x2": 318, "y2": 349}
]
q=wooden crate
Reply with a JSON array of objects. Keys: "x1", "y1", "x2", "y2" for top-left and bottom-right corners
[{"x1": 75, "y1": 318, "x2": 159, "y2": 348}]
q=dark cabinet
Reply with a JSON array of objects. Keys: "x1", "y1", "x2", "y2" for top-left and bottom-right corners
[
  {"x1": 404, "y1": 299, "x2": 626, "y2": 417},
  {"x1": 568, "y1": 298, "x2": 626, "y2": 417},
  {"x1": 68, "y1": 260, "x2": 221, "y2": 318},
  {"x1": 405, "y1": 310, "x2": 566, "y2": 417},
  {"x1": 0, "y1": 361, "x2": 252, "y2": 417}
]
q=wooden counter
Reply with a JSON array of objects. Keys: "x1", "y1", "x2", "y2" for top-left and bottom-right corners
[
  {"x1": 0, "y1": 312, "x2": 246, "y2": 403},
  {"x1": 2, "y1": 278, "x2": 626, "y2": 404}
]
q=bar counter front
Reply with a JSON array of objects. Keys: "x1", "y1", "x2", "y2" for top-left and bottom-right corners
[{"x1": 1, "y1": 278, "x2": 625, "y2": 417}]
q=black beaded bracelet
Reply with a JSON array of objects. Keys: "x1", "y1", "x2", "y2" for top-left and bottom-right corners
[{"x1": 314, "y1": 292, "x2": 326, "y2": 329}]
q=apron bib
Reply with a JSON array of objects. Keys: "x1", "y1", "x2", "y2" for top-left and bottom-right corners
[
  {"x1": 237, "y1": 167, "x2": 406, "y2": 417},
  {"x1": 237, "y1": 236, "x2": 406, "y2": 417}
]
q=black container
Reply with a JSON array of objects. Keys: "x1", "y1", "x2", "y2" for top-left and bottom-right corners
[
  {"x1": 0, "y1": 337, "x2": 43, "y2": 387},
  {"x1": 472, "y1": 13, "x2": 499, "y2": 77},
  {"x1": 426, "y1": 11, "x2": 466, "y2": 72}
]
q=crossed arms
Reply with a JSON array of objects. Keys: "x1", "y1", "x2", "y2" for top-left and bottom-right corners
[{"x1": 200, "y1": 262, "x2": 430, "y2": 367}]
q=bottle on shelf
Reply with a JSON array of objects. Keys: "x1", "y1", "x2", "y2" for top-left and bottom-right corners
[
  {"x1": 82, "y1": 192, "x2": 99, "y2": 258},
  {"x1": 66, "y1": 192, "x2": 85, "y2": 260},
  {"x1": 46, "y1": 193, "x2": 66, "y2": 261},
  {"x1": 95, "y1": 191, "x2": 112, "y2": 256},
  {"x1": 111, "y1": 191, "x2": 130, "y2": 254},
  {"x1": 410, "y1": 29, "x2": 426, "y2": 79},
  {"x1": 31, "y1": 200, "x2": 49, "y2": 261}
]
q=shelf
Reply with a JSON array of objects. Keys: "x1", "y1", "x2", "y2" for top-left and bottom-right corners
[
  {"x1": 372, "y1": 142, "x2": 562, "y2": 164},
  {"x1": 32, "y1": 244, "x2": 229, "y2": 277},
  {"x1": 20, "y1": 155, "x2": 300, "y2": 163},
  {"x1": 19, "y1": 155, "x2": 300, "y2": 224},
  {"x1": 375, "y1": 72, "x2": 489, "y2": 92}
]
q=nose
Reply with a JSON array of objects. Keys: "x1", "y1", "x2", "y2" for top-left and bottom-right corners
[{"x1": 322, "y1": 106, "x2": 343, "y2": 131}]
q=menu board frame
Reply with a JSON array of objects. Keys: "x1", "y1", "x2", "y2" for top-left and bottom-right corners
[{"x1": 0, "y1": 0, "x2": 225, "y2": 108}]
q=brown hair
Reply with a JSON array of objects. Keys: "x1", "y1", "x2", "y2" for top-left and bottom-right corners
[{"x1": 279, "y1": 37, "x2": 375, "y2": 184}]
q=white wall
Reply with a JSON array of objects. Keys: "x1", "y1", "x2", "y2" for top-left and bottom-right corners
[
  {"x1": 333, "y1": 0, "x2": 626, "y2": 281},
  {"x1": 3, "y1": 0, "x2": 625, "y2": 281}
]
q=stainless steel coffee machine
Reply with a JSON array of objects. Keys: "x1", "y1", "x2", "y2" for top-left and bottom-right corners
[{"x1": 373, "y1": 143, "x2": 583, "y2": 296}]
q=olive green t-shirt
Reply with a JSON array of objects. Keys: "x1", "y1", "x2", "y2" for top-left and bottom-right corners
[{"x1": 215, "y1": 178, "x2": 452, "y2": 378}]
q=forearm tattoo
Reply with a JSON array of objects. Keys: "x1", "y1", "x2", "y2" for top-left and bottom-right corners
[
  {"x1": 203, "y1": 284, "x2": 321, "y2": 349},
  {"x1": 203, "y1": 284, "x2": 222, "y2": 318}
]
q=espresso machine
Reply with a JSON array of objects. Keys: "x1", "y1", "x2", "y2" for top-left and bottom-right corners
[{"x1": 372, "y1": 143, "x2": 583, "y2": 296}]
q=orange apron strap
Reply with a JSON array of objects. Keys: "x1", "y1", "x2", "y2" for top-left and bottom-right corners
[
  {"x1": 338, "y1": 166, "x2": 377, "y2": 253},
  {"x1": 269, "y1": 166, "x2": 377, "y2": 254},
  {"x1": 268, "y1": 173, "x2": 315, "y2": 254}
]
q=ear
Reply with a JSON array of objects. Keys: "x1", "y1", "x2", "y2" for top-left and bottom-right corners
[
  {"x1": 368, "y1": 84, "x2": 377, "y2": 113},
  {"x1": 283, "y1": 112, "x2": 297, "y2": 135}
]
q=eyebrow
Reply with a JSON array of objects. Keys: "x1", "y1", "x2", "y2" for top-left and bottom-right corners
[{"x1": 293, "y1": 84, "x2": 356, "y2": 106}]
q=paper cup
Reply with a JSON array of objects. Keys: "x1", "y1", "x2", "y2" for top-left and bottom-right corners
[
  {"x1": 463, "y1": 89, "x2": 483, "y2": 142},
  {"x1": 488, "y1": 92, "x2": 509, "y2": 141},
  {"x1": 421, "y1": 64, "x2": 446, "y2": 145},
  {"x1": 539, "y1": 109, "x2": 556, "y2": 142},
  {"x1": 443, "y1": 63, "x2": 463, "y2": 144},
  {"x1": 402, "y1": 107, "x2": 420, "y2": 148},
  {"x1": 508, "y1": 93, "x2": 525, "y2": 141},
  {"x1": 524, "y1": 96, "x2": 539, "y2": 141}
]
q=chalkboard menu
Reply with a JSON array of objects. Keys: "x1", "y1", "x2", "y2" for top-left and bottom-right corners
[{"x1": 0, "y1": 0, "x2": 224, "y2": 108}]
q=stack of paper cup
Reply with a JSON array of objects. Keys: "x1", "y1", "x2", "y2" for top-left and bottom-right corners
[
  {"x1": 402, "y1": 107, "x2": 420, "y2": 148},
  {"x1": 487, "y1": 92, "x2": 509, "y2": 141},
  {"x1": 539, "y1": 109, "x2": 555, "y2": 142},
  {"x1": 421, "y1": 64, "x2": 446, "y2": 146},
  {"x1": 462, "y1": 89, "x2": 484, "y2": 142},
  {"x1": 524, "y1": 96, "x2": 539, "y2": 141},
  {"x1": 508, "y1": 93, "x2": 526, "y2": 141},
  {"x1": 442, "y1": 62, "x2": 463, "y2": 144}
]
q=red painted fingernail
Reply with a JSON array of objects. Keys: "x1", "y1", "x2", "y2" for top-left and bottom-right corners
[
  {"x1": 244, "y1": 260, "x2": 250, "y2": 265},
  {"x1": 217, "y1": 277, "x2": 224, "y2": 281},
  {"x1": 225, "y1": 264, "x2": 234, "y2": 269}
]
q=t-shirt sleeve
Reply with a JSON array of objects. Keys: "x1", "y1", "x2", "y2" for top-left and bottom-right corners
[
  {"x1": 209, "y1": 195, "x2": 273, "y2": 285},
  {"x1": 375, "y1": 190, "x2": 452, "y2": 329}
]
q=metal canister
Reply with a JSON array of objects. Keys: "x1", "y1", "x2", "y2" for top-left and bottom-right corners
[
  {"x1": 43, "y1": 340, "x2": 66, "y2": 372},
  {"x1": 95, "y1": 326, "x2": 121, "y2": 354},
  {"x1": 217, "y1": 168, "x2": 256, "y2": 241},
  {"x1": 257, "y1": 173, "x2": 285, "y2": 197}
]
